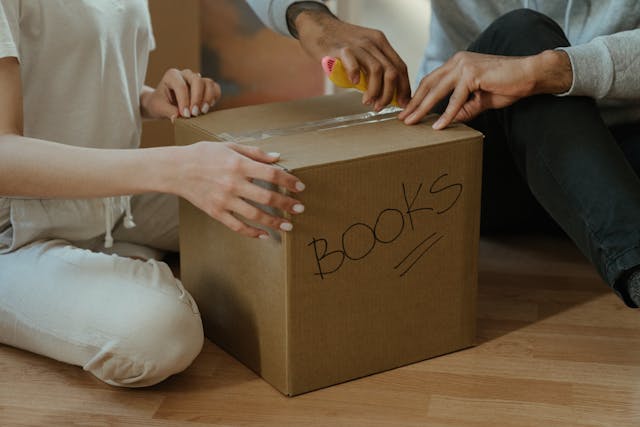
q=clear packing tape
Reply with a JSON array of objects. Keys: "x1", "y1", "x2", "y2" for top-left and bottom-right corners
[
  {"x1": 217, "y1": 105, "x2": 403, "y2": 241},
  {"x1": 215, "y1": 106, "x2": 403, "y2": 143}
]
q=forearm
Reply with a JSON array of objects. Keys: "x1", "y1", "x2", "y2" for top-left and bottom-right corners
[{"x1": 0, "y1": 134, "x2": 178, "y2": 198}]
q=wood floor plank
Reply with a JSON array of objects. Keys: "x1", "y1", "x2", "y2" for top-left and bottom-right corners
[{"x1": 1, "y1": 236, "x2": 639, "y2": 426}]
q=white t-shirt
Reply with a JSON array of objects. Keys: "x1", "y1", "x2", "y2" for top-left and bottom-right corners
[
  {"x1": 0, "y1": 0, "x2": 156, "y2": 252},
  {"x1": 0, "y1": 0, "x2": 155, "y2": 149}
]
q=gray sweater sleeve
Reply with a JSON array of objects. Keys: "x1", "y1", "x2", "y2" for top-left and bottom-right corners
[
  {"x1": 245, "y1": 0, "x2": 323, "y2": 36},
  {"x1": 558, "y1": 29, "x2": 640, "y2": 99}
]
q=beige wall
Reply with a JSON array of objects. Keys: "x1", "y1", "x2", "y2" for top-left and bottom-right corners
[
  {"x1": 142, "y1": 0, "x2": 201, "y2": 148},
  {"x1": 142, "y1": 0, "x2": 324, "y2": 147},
  {"x1": 200, "y1": 0, "x2": 324, "y2": 110}
]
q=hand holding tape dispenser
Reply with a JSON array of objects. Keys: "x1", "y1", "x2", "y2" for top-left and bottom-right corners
[{"x1": 321, "y1": 56, "x2": 399, "y2": 107}]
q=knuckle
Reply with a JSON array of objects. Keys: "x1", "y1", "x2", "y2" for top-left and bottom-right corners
[
  {"x1": 264, "y1": 167, "x2": 278, "y2": 182},
  {"x1": 263, "y1": 191, "x2": 277, "y2": 206},
  {"x1": 369, "y1": 63, "x2": 382, "y2": 75},
  {"x1": 209, "y1": 206, "x2": 225, "y2": 220},
  {"x1": 462, "y1": 65, "x2": 477, "y2": 80},
  {"x1": 229, "y1": 158, "x2": 243, "y2": 173},
  {"x1": 219, "y1": 177, "x2": 235, "y2": 194},
  {"x1": 227, "y1": 179, "x2": 238, "y2": 193},
  {"x1": 247, "y1": 209, "x2": 261, "y2": 221},
  {"x1": 207, "y1": 206, "x2": 218, "y2": 218},
  {"x1": 255, "y1": 190, "x2": 270, "y2": 205},
  {"x1": 229, "y1": 222, "x2": 244, "y2": 233},
  {"x1": 340, "y1": 46, "x2": 354, "y2": 58},
  {"x1": 362, "y1": 40, "x2": 376, "y2": 51},
  {"x1": 372, "y1": 30, "x2": 386, "y2": 43},
  {"x1": 269, "y1": 216, "x2": 282, "y2": 228},
  {"x1": 385, "y1": 69, "x2": 398, "y2": 83},
  {"x1": 175, "y1": 80, "x2": 188, "y2": 92}
]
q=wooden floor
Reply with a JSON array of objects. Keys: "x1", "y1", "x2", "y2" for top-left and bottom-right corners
[{"x1": 1, "y1": 236, "x2": 639, "y2": 426}]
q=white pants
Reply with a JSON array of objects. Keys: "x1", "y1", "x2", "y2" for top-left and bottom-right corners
[{"x1": 0, "y1": 194, "x2": 204, "y2": 387}]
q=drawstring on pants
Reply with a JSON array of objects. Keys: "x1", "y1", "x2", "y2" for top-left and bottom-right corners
[{"x1": 103, "y1": 196, "x2": 136, "y2": 248}]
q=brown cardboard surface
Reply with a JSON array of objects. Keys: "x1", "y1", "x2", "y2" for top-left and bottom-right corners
[
  {"x1": 284, "y1": 140, "x2": 480, "y2": 394},
  {"x1": 179, "y1": 201, "x2": 289, "y2": 391},
  {"x1": 179, "y1": 92, "x2": 370, "y2": 139},
  {"x1": 176, "y1": 93, "x2": 483, "y2": 396}
]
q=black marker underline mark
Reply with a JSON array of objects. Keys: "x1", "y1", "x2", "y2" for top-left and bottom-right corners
[
  {"x1": 393, "y1": 232, "x2": 437, "y2": 270},
  {"x1": 394, "y1": 233, "x2": 444, "y2": 277}
]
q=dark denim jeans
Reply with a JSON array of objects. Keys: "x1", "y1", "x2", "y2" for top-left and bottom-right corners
[{"x1": 445, "y1": 9, "x2": 640, "y2": 307}]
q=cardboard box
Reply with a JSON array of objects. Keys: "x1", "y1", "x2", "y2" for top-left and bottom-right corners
[{"x1": 176, "y1": 93, "x2": 483, "y2": 396}]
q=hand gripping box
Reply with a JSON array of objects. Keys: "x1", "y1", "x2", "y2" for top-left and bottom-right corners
[{"x1": 175, "y1": 93, "x2": 483, "y2": 396}]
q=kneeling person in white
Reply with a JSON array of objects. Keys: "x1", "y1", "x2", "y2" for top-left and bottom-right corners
[{"x1": 0, "y1": 0, "x2": 306, "y2": 386}]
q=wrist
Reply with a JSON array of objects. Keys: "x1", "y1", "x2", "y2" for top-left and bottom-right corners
[
  {"x1": 286, "y1": 1, "x2": 335, "y2": 39},
  {"x1": 139, "y1": 146, "x2": 183, "y2": 195},
  {"x1": 531, "y1": 50, "x2": 573, "y2": 95},
  {"x1": 139, "y1": 86, "x2": 155, "y2": 119}
]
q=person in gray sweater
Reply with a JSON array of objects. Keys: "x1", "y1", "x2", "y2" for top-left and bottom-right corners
[{"x1": 249, "y1": 1, "x2": 640, "y2": 308}]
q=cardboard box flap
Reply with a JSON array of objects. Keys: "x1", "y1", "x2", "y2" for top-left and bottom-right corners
[
  {"x1": 260, "y1": 116, "x2": 481, "y2": 171},
  {"x1": 177, "y1": 92, "x2": 482, "y2": 171},
  {"x1": 179, "y1": 92, "x2": 370, "y2": 139}
]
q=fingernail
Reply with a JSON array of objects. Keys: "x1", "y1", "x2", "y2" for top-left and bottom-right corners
[
  {"x1": 201, "y1": 103, "x2": 210, "y2": 114},
  {"x1": 433, "y1": 118, "x2": 444, "y2": 129},
  {"x1": 280, "y1": 222, "x2": 293, "y2": 232},
  {"x1": 292, "y1": 204, "x2": 305, "y2": 214},
  {"x1": 170, "y1": 114, "x2": 177, "y2": 124},
  {"x1": 258, "y1": 234, "x2": 269, "y2": 240},
  {"x1": 405, "y1": 113, "x2": 418, "y2": 124},
  {"x1": 191, "y1": 105, "x2": 200, "y2": 117},
  {"x1": 182, "y1": 108, "x2": 190, "y2": 118},
  {"x1": 210, "y1": 101, "x2": 216, "y2": 109},
  {"x1": 295, "y1": 181, "x2": 306, "y2": 191},
  {"x1": 268, "y1": 152, "x2": 281, "y2": 159}
]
